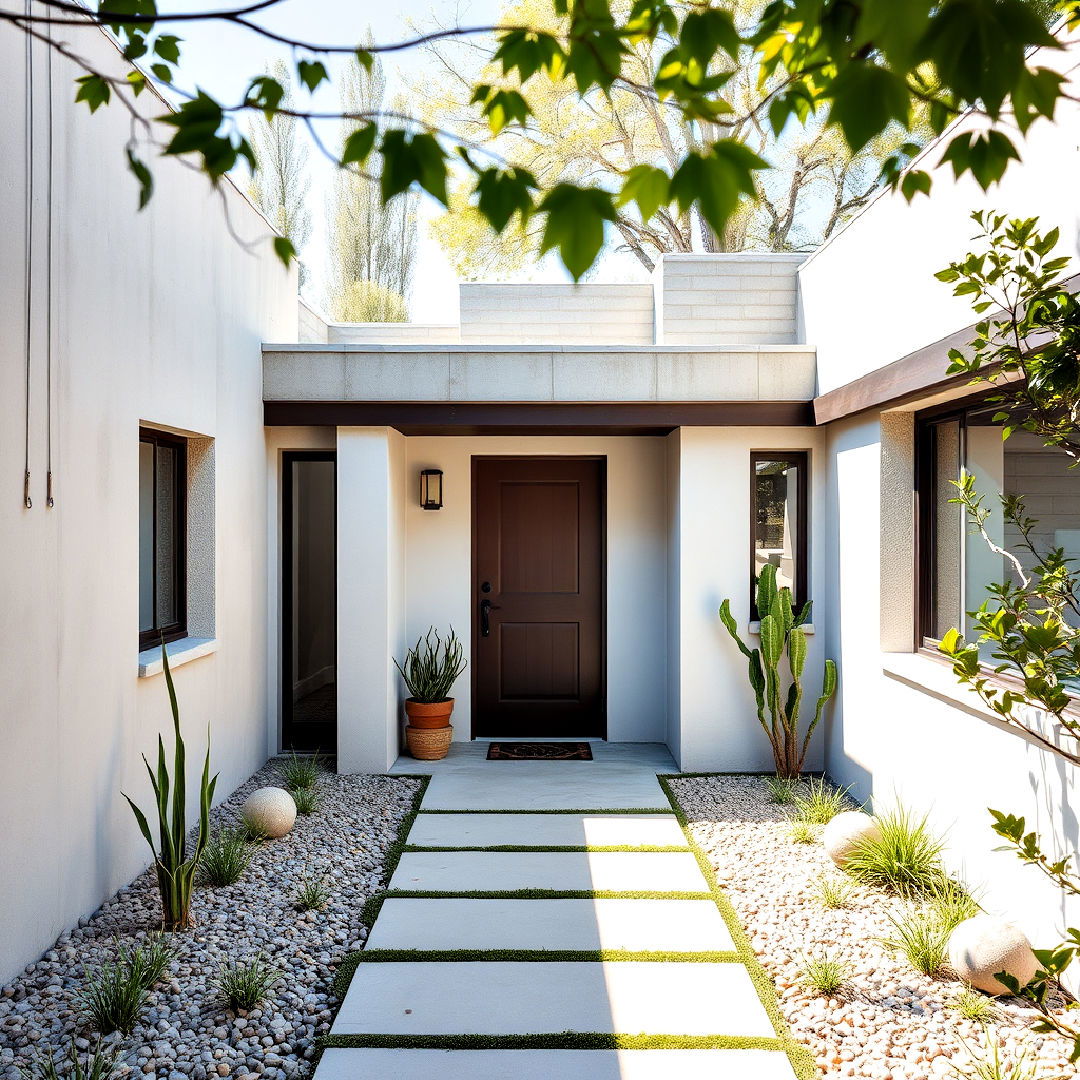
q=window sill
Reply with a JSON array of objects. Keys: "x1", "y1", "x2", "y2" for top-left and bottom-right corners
[
  {"x1": 748, "y1": 621, "x2": 815, "y2": 635},
  {"x1": 138, "y1": 637, "x2": 217, "y2": 678}
]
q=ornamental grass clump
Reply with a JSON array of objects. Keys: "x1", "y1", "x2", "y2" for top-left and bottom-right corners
[
  {"x1": 122, "y1": 645, "x2": 217, "y2": 930},
  {"x1": 294, "y1": 872, "x2": 331, "y2": 911},
  {"x1": 720, "y1": 563, "x2": 837, "y2": 778},
  {"x1": 18, "y1": 1039, "x2": 121, "y2": 1080},
  {"x1": 77, "y1": 935, "x2": 176, "y2": 1035},
  {"x1": 790, "y1": 776, "x2": 849, "y2": 825},
  {"x1": 798, "y1": 952, "x2": 848, "y2": 996},
  {"x1": 843, "y1": 805, "x2": 946, "y2": 899},
  {"x1": 215, "y1": 954, "x2": 281, "y2": 1011},
  {"x1": 764, "y1": 775, "x2": 797, "y2": 804},
  {"x1": 199, "y1": 825, "x2": 254, "y2": 887},
  {"x1": 292, "y1": 785, "x2": 318, "y2": 815},
  {"x1": 279, "y1": 750, "x2": 321, "y2": 792},
  {"x1": 884, "y1": 875, "x2": 980, "y2": 975},
  {"x1": 811, "y1": 872, "x2": 855, "y2": 909},
  {"x1": 394, "y1": 627, "x2": 467, "y2": 702}
]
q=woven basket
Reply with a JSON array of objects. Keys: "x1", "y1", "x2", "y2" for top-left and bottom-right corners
[{"x1": 405, "y1": 724, "x2": 453, "y2": 760}]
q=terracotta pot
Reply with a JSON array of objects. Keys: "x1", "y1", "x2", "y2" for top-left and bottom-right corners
[
  {"x1": 405, "y1": 698, "x2": 455, "y2": 729},
  {"x1": 405, "y1": 724, "x2": 453, "y2": 760}
]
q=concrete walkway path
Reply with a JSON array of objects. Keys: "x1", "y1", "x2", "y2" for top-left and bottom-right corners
[{"x1": 317, "y1": 743, "x2": 805, "y2": 1079}]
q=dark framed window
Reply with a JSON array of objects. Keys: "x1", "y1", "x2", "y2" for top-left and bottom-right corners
[
  {"x1": 916, "y1": 395, "x2": 1080, "y2": 652},
  {"x1": 139, "y1": 428, "x2": 187, "y2": 650},
  {"x1": 751, "y1": 451, "x2": 808, "y2": 618}
]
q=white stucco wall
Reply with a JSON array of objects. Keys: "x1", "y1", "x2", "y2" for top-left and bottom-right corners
[
  {"x1": 820, "y1": 414, "x2": 1080, "y2": 992},
  {"x1": 800, "y1": 31, "x2": 1080, "y2": 394},
  {"x1": 401, "y1": 436, "x2": 669, "y2": 745},
  {"x1": 671, "y1": 427, "x2": 828, "y2": 773},
  {"x1": 0, "y1": 24, "x2": 295, "y2": 980}
]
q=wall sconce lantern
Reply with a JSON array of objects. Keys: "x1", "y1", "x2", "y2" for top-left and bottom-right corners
[{"x1": 419, "y1": 468, "x2": 444, "y2": 510}]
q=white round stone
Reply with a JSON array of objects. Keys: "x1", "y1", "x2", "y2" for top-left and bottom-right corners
[
  {"x1": 947, "y1": 916, "x2": 1039, "y2": 995},
  {"x1": 242, "y1": 786, "x2": 296, "y2": 838},
  {"x1": 823, "y1": 810, "x2": 881, "y2": 867}
]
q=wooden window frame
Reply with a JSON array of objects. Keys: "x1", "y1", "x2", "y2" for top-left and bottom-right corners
[
  {"x1": 138, "y1": 428, "x2": 188, "y2": 651},
  {"x1": 750, "y1": 451, "x2": 809, "y2": 619}
]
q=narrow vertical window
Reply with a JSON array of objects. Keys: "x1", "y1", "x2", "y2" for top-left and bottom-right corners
[
  {"x1": 139, "y1": 428, "x2": 187, "y2": 650},
  {"x1": 751, "y1": 452, "x2": 808, "y2": 618}
]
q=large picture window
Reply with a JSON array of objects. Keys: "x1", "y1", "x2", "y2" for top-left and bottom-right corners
[
  {"x1": 916, "y1": 398, "x2": 1080, "y2": 654},
  {"x1": 139, "y1": 428, "x2": 187, "y2": 650},
  {"x1": 751, "y1": 451, "x2": 808, "y2": 618}
]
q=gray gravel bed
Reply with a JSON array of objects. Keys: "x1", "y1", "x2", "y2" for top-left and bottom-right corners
[
  {"x1": 0, "y1": 762, "x2": 420, "y2": 1080},
  {"x1": 670, "y1": 774, "x2": 1077, "y2": 1079}
]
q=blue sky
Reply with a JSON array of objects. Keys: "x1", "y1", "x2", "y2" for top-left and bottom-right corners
[{"x1": 165, "y1": 0, "x2": 603, "y2": 320}]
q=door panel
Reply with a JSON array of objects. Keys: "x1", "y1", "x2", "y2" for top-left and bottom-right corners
[{"x1": 473, "y1": 457, "x2": 605, "y2": 737}]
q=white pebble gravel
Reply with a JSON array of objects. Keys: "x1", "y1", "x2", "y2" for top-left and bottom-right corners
[
  {"x1": 0, "y1": 762, "x2": 420, "y2": 1080},
  {"x1": 669, "y1": 775, "x2": 1078, "y2": 1079}
]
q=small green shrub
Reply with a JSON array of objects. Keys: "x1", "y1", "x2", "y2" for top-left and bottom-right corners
[
  {"x1": 279, "y1": 750, "x2": 322, "y2": 792},
  {"x1": 843, "y1": 805, "x2": 946, "y2": 898},
  {"x1": 199, "y1": 825, "x2": 254, "y2": 887},
  {"x1": 77, "y1": 936, "x2": 176, "y2": 1034},
  {"x1": 18, "y1": 1039, "x2": 121, "y2": 1080},
  {"x1": 292, "y1": 786, "x2": 318, "y2": 815},
  {"x1": 788, "y1": 821, "x2": 817, "y2": 844},
  {"x1": 394, "y1": 627, "x2": 467, "y2": 702},
  {"x1": 295, "y1": 872, "x2": 331, "y2": 911},
  {"x1": 764, "y1": 775, "x2": 797, "y2": 805},
  {"x1": 811, "y1": 873, "x2": 854, "y2": 909},
  {"x1": 798, "y1": 952, "x2": 848, "y2": 995},
  {"x1": 790, "y1": 776, "x2": 849, "y2": 825},
  {"x1": 950, "y1": 987, "x2": 1000, "y2": 1023},
  {"x1": 215, "y1": 954, "x2": 281, "y2": 1011}
]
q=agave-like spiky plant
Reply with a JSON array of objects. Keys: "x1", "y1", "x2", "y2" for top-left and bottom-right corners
[
  {"x1": 123, "y1": 645, "x2": 218, "y2": 930},
  {"x1": 720, "y1": 563, "x2": 837, "y2": 778},
  {"x1": 394, "y1": 627, "x2": 467, "y2": 703}
]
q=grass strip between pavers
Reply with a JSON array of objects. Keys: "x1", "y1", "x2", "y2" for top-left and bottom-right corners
[
  {"x1": 656, "y1": 774, "x2": 817, "y2": 1080},
  {"x1": 417, "y1": 807, "x2": 673, "y2": 814},
  {"x1": 326, "y1": 774, "x2": 815, "y2": 1080},
  {"x1": 355, "y1": 887, "x2": 715, "y2": 940},
  {"x1": 318, "y1": 1033, "x2": 794, "y2": 1052},
  {"x1": 401, "y1": 843, "x2": 691, "y2": 852}
]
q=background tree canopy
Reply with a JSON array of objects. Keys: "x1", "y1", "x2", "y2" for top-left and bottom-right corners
[{"x1": 10, "y1": 0, "x2": 1078, "y2": 278}]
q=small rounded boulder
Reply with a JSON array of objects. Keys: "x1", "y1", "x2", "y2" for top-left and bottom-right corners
[
  {"x1": 823, "y1": 810, "x2": 881, "y2": 867},
  {"x1": 242, "y1": 786, "x2": 297, "y2": 838},
  {"x1": 947, "y1": 915, "x2": 1039, "y2": 996}
]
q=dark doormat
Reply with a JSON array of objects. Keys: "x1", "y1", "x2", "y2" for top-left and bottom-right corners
[{"x1": 487, "y1": 742, "x2": 593, "y2": 761}]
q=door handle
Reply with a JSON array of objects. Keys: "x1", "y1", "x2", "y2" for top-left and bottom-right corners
[{"x1": 479, "y1": 598, "x2": 500, "y2": 637}]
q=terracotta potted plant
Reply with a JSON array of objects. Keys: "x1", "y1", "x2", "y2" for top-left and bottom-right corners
[{"x1": 394, "y1": 627, "x2": 467, "y2": 760}]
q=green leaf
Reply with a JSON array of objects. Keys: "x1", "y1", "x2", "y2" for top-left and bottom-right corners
[
  {"x1": 669, "y1": 140, "x2": 767, "y2": 239},
  {"x1": 471, "y1": 85, "x2": 531, "y2": 135},
  {"x1": 379, "y1": 130, "x2": 448, "y2": 206},
  {"x1": 827, "y1": 62, "x2": 910, "y2": 153},
  {"x1": 474, "y1": 167, "x2": 537, "y2": 232},
  {"x1": 617, "y1": 165, "x2": 669, "y2": 222},
  {"x1": 341, "y1": 124, "x2": 377, "y2": 166},
  {"x1": 939, "y1": 130, "x2": 1021, "y2": 189},
  {"x1": 273, "y1": 236, "x2": 297, "y2": 266},
  {"x1": 900, "y1": 170, "x2": 932, "y2": 202},
  {"x1": 126, "y1": 149, "x2": 154, "y2": 210},
  {"x1": 75, "y1": 74, "x2": 111, "y2": 113},
  {"x1": 153, "y1": 34, "x2": 181, "y2": 64},
  {"x1": 296, "y1": 59, "x2": 329, "y2": 93},
  {"x1": 493, "y1": 29, "x2": 564, "y2": 83},
  {"x1": 246, "y1": 75, "x2": 285, "y2": 119},
  {"x1": 680, "y1": 8, "x2": 739, "y2": 65},
  {"x1": 537, "y1": 184, "x2": 616, "y2": 281}
]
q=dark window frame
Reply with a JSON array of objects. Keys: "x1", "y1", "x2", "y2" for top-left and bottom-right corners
[
  {"x1": 750, "y1": 450, "x2": 809, "y2": 619},
  {"x1": 914, "y1": 389, "x2": 1001, "y2": 649},
  {"x1": 138, "y1": 427, "x2": 188, "y2": 651}
]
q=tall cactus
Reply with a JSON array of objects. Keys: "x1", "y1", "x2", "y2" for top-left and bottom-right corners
[{"x1": 719, "y1": 563, "x2": 837, "y2": 778}]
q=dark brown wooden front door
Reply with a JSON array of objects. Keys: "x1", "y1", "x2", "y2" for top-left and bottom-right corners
[{"x1": 472, "y1": 457, "x2": 605, "y2": 738}]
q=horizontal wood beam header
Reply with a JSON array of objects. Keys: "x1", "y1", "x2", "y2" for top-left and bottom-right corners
[{"x1": 263, "y1": 400, "x2": 816, "y2": 434}]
